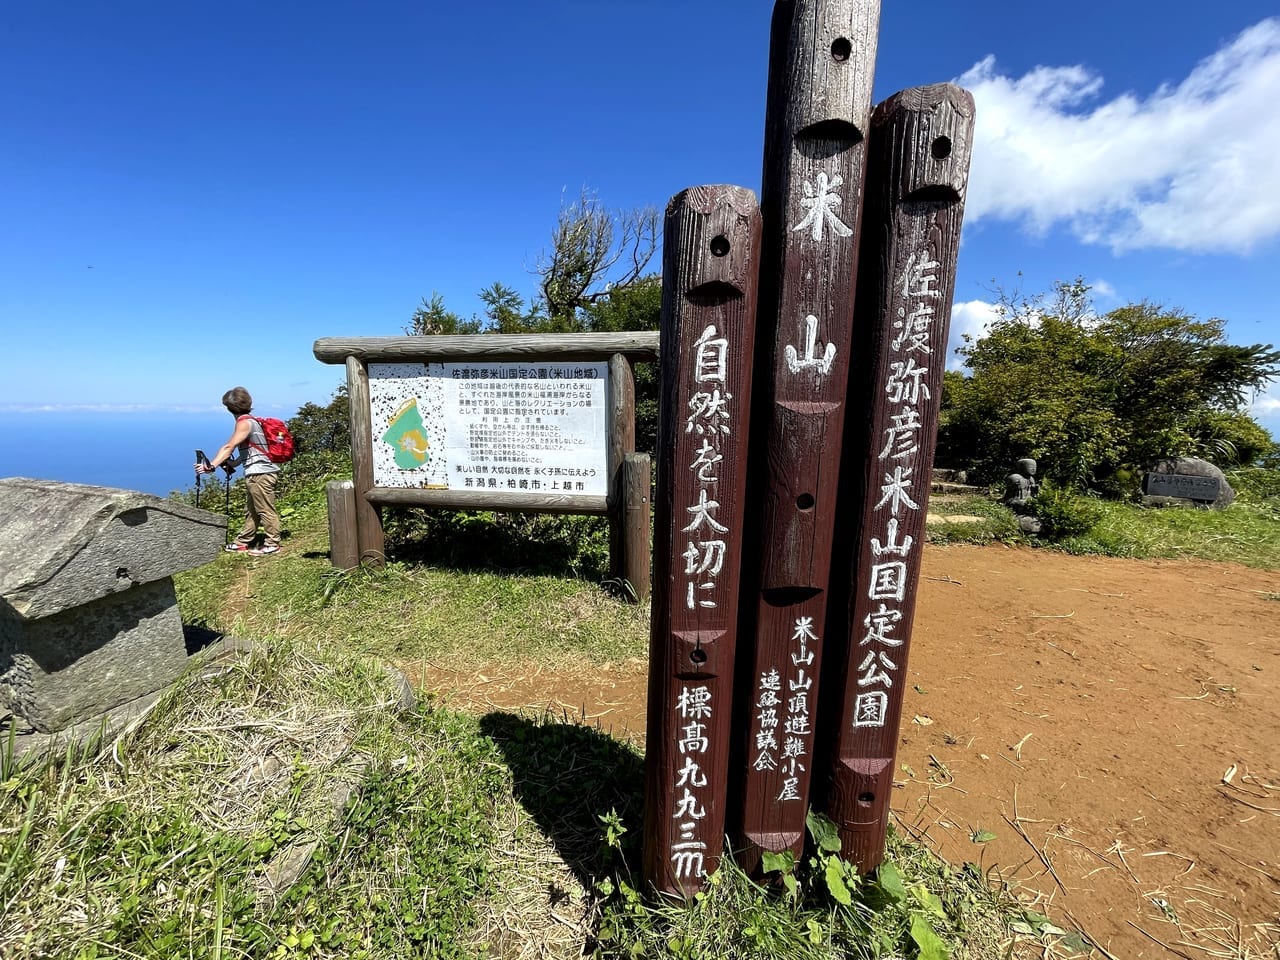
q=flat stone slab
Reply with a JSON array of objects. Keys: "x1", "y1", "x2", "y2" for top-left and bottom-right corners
[{"x1": 0, "y1": 478, "x2": 225, "y2": 620}]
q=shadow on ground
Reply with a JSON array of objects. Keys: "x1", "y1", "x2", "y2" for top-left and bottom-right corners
[
  {"x1": 386, "y1": 510, "x2": 611, "y2": 581},
  {"x1": 480, "y1": 710, "x2": 645, "y2": 889}
]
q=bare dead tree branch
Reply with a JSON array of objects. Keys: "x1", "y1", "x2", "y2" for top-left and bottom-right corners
[{"x1": 535, "y1": 188, "x2": 659, "y2": 324}]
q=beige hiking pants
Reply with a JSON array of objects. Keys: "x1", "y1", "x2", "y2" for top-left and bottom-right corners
[{"x1": 234, "y1": 472, "x2": 281, "y2": 548}]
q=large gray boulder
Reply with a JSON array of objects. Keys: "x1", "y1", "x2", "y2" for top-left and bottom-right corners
[
  {"x1": 0, "y1": 479, "x2": 226, "y2": 732},
  {"x1": 1142, "y1": 457, "x2": 1235, "y2": 509}
]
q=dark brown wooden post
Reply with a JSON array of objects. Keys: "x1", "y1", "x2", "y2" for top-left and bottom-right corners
[
  {"x1": 345, "y1": 356, "x2": 386, "y2": 566},
  {"x1": 819, "y1": 84, "x2": 975, "y2": 870},
  {"x1": 326, "y1": 479, "x2": 359, "y2": 570},
  {"x1": 622, "y1": 452, "x2": 651, "y2": 601},
  {"x1": 732, "y1": 0, "x2": 880, "y2": 875},
  {"x1": 644, "y1": 185, "x2": 761, "y2": 897},
  {"x1": 608, "y1": 352, "x2": 638, "y2": 595}
]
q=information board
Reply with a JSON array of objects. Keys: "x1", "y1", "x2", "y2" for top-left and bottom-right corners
[{"x1": 367, "y1": 361, "x2": 609, "y2": 496}]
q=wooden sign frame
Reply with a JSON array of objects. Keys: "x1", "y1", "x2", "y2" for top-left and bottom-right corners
[{"x1": 312, "y1": 332, "x2": 659, "y2": 599}]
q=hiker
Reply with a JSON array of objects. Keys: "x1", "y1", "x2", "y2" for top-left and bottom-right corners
[{"x1": 196, "y1": 387, "x2": 282, "y2": 556}]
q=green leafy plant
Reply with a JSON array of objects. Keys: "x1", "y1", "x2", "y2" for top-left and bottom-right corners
[{"x1": 1030, "y1": 482, "x2": 1104, "y2": 540}]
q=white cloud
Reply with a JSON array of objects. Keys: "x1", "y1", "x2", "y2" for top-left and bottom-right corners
[
  {"x1": 959, "y1": 18, "x2": 1280, "y2": 253},
  {"x1": 946, "y1": 299, "x2": 1001, "y2": 370},
  {"x1": 1251, "y1": 380, "x2": 1280, "y2": 423},
  {"x1": 1090, "y1": 278, "x2": 1118, "y2": 302}
]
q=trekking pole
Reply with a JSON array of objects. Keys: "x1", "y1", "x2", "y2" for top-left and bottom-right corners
[
  {"x1": 194, "y1": 449, "x2": 209, "y2": 508},
  {"x1": 222, "y1": 463, "x2": 234, "y2": 544}
]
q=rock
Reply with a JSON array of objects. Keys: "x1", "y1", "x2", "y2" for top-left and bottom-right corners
[
  {"x1": 0, "y1": 478, "x2": 225, "y2": 619},
  {"x1": 1142, "y1": 458, "x2": 1234, "y2": 509},
  {"x1": 0, "y1": 479, "x2": 226, "y2": 732}
]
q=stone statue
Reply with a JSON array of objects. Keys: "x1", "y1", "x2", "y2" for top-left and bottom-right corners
[{"x1": 1004, "y1": 458, "x2": 1039, "y2": 507}]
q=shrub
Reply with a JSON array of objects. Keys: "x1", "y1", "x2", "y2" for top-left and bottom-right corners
[
  {"x1": 1030, "y1": 483, "x2": 1104, "y2": 540},
  {"x1": 1227, "y1": 467, "x2": 1280, "y2": 504}
]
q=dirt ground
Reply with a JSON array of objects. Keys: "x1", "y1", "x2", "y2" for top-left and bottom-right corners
[{"x1": 409, "y1": 544, "x2": 1280, "y2": 958}]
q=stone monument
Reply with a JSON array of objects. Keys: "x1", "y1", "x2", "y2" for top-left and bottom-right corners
[
  {"x1": 1004, "y1": 458, "x2": 1039, "y2": 506},
  {"x1": 1142, "y1": 457, "x2": 1235, "y2": 509},
  {"x1": 0, "y1": 478, "x2": 226, "y2": 733},
  {"x1": 1003, "y1": 458, "x2": 1042, "y2": 534}
]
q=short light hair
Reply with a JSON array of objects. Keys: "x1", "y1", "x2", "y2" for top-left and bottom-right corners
[{"x1": 222, "y1": 387, "x2": 253, "y2": 416}]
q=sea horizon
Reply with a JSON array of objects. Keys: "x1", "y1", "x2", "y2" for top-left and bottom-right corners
[{"x1": 0, "y1": 408, "x2": 251, "y2": 498}]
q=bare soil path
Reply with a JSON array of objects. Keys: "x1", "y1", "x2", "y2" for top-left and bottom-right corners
[{"x1": 409, "y1": 545, "x2": 1280, "y2": 958}]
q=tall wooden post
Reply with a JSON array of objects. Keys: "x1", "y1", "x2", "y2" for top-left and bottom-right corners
[
  {"x1": 732, "y1": 0, "x2": 880, "y2": 875},
  {"x1": 819, "y1": 84, "x2": 975, "y2": 870},
  {"x1": 345, "y1": 356, "x2": 386, "y2": 566},
  {"x1": 644, "y1": 185, "x2": 761, "y2": 897}
]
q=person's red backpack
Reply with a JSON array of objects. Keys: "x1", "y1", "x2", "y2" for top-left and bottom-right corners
[{"x1": 243, "y1": 415, "x2": 296, "y2": 464}]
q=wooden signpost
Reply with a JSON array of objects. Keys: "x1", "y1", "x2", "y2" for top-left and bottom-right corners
[
  {"x1": 819, "y1": 84, "x2": 976, "y2": 870},
  {"x1": 643, "y1": 185, "x2": 762, "y2": 896},
  {"x1": 733, "y1": 0, "x2": 879, "y2": 875},
  {"x1": 644, "y1": 2, "x2": 975, "y2": 895},
  {"x1": 312, "y1": 333, "x2": 658, "y2": 600}
]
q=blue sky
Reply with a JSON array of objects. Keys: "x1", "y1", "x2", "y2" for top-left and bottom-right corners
[{"x1": 3, "y1": 1, "x2": 1278, "y2": 435}]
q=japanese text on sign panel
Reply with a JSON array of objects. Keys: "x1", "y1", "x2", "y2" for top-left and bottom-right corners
[{"x1": 367, "y1": 361, "x2": 609, "y2": 495}]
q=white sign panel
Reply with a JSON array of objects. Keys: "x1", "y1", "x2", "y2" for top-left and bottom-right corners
[{"x1": 368, "y1": 361, "x2": 609, "y2": 496}]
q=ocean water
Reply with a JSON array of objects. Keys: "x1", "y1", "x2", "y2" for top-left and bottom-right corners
[{"x1": 0, "y1": 411, "x2": 244, "y2": 498}]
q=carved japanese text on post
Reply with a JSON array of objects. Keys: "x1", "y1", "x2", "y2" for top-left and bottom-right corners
[
  {"x1": 823, "y1": 83, "x2": 975, "y2": 871},
  {"x1": 734, "y1": 0, "x2": 881, "y2": 874},
  {"x1": 644, "y1": 186, "x2": 761, "y2": 897}
]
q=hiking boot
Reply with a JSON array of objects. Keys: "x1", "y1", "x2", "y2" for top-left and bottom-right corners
[
  {"x1": 225, "y1": 543, "x2": 252, "y2": 552},
  {"x1": 249, "y1": 545, "x2": 280, "y2": 556}
]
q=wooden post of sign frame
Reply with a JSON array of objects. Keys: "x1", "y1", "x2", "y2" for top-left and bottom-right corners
[
  {"x1": 609, "y1": 353, "x2": 646, "y2": 599},
  {"x1": 346, "y1": 356, "x2": 387, "y2": 567},
  {"x1": 622, "y1": 452, "x2": 652, "y2": 602},
  {"x1": 326, "y1": 480, "x2": 359, "y2": 570},
  {"x1": 731, "y1": 0, "x2": 880, "y2": 876},
  {"x1": 817, "y1": 84, "x2": 975, "y2": 870},
  {"x1": 643, "y1": 185, "x2": 762, "y2": 897}
]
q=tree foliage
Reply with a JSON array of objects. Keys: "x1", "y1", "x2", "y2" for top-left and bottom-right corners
[
  {"x1": 939, "y1": 280, "x2": 1279, "y2": 489},
  {"x1": 536, "y1": 188, "x2": 658, "y2": 327},
  {"x1": 402, "y1": 191, "x2": 664, "y2": 452},
  {"x1": 288, "y1": 385, "x2": 351, "y2": 455},
  {"x1": 404, "y1": 293, "x2": 483, "y2": 336},
  {"x1": 582, "y1": 275, "x2": 664, "y2": 453}
]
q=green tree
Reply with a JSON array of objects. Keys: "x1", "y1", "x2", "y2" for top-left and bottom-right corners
[
  {"x1": 583, "y1": 275, "x2": 663, "y2": 453},
  {"x1": 404, "y1": 292, "x2": 483, "y2": 335},
  {"x1": 939, "y1": 280, "x2": 1279, "y2": 489},
  {"x1": 288, "y1": 386, "x2": 351, "y2": 455}
]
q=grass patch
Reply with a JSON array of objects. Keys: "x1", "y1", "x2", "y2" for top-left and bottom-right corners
[
  {"x1": 0, "y1": 639, "x2": 508, "y2": 959},
  {"x1": 179, "y1": 549, "x2": 649, "y2": 671},
  {"x1": 590, "y1": 814, "x2": 1063, "y2": 960},
  {"x1": 925, "y1": 471, "x2": 1280, "y2": 569},
  {"x1": 1055, "y1": 496, "x2": 1280, "y2": 566},
  {"x1": 924, "y1": 493, "x2": 1023, "y2": 545}
]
